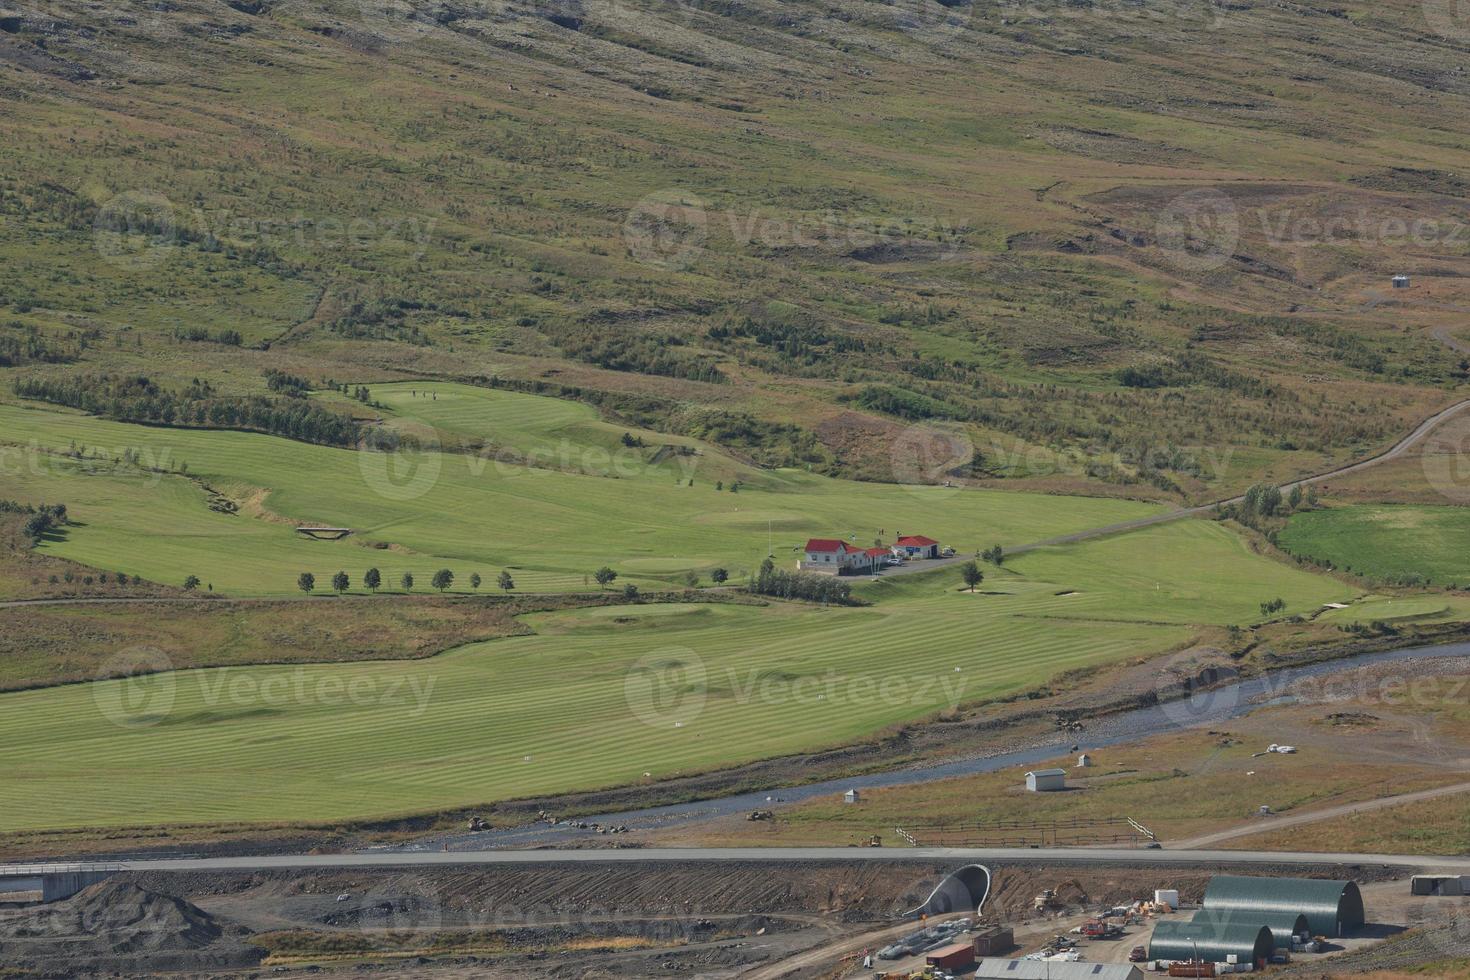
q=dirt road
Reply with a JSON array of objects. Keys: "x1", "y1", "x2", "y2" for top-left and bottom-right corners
[
  {"x1": 1006, "y1": 395, "x2": 1470, "y2": 557},
  {"x1": 1171, "y1": 779, "x2": 1470, "y2": 850}
]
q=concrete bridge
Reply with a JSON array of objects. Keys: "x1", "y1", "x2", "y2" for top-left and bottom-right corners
[{"x1": 0, "y1": 863, "x2": 118, "y2": 902}]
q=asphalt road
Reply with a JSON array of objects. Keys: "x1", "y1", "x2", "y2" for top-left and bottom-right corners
[{"x1": 4, "y1": 846, "x2": 1467, "y2": 877}]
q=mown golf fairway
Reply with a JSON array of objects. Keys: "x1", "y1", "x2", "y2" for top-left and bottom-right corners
[
  {"x1": 0, "y1": 519, "x2": 1353, "y2": 831},
  {"x1": 0, "y1": 384, "x2": 1360, "y2": 830},
  {"x1": 0, "y1": 386, "x2": 1165, "y2": 595}
]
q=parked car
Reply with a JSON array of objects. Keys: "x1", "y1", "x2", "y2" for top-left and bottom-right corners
[
  {"x1": 1129, "y1": 946, "x2": 1147, "y2": 962},
  {"x1": 941, "y1": 546, "x2": 955, "y2": 557}
]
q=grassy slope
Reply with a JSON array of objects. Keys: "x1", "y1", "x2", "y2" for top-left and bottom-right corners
[
  {"x1": 0, "y1": 595, "x2": 617, "y2": 692},
  {"x1": 0, "y1": 385, "x2": 1163, "y2": 595},
  {"x1": 0, "y1": 0, "x2": 1467, "y2": 499},
  {"x1": 0, "y1": 532, "x2": 1352, "y2": 831}
]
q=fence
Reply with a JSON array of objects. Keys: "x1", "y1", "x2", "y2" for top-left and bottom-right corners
[{"x1": 894, "y1": 816, "x2": 1157, "y2": 847}]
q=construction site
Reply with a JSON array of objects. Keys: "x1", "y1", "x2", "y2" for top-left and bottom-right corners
[
  {"x1": 864, "y1": 871, "x2": 1382, "y2": 979},
  {"x1": 0, "y1": 855, "x2": 1466, "y2": 978}
]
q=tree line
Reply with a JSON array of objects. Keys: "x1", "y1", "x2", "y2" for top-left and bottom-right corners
[
  {"x1": 749, "y1": 558, "x2": 858, "y2": 605},
  {"x1": 14, "y1": 374, "x2": 362, "y2": 447},
  {"x1": 296, "y1": 567, "x2": 515, "y2": 594}
]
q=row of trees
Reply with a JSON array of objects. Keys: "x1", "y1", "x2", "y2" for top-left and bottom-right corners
[
  {"x1": 296, "y1": 568, "x2": 515, "y2": 594},
  {"x1": 290, "y1": 565, "x2": 733, "y2": 596},
  {"x1": 37, "y1": 569, "x2": 139, "y2": 588},
  {"x1": 750, "y1": 558, "x2": 857, "y2": 605},
  {"x1": 14, "y1": 374, "x2": 361, "y2": 447}
]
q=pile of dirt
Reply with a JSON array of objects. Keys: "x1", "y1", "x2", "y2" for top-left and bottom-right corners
[
  {"x1": 984, "y1": 868, "x2": 1212, "y2": 920},
  {"x1": 161, "y1": 861, "x2": 954, "y2": 922},
  {"x1": 0, "y1": 880, "x2": 262, "y2": 973}
]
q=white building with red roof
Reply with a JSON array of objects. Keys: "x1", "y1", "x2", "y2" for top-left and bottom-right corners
[
  {"x1": 891, "y1": 534, "x2": 940, "y2": 559},
  {"x1": 800, "y1": 538, "x2": 876, "y2": 575}
]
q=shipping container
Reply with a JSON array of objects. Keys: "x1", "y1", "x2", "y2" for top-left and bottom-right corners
[{"x1": 927, "y1": 942, "x2": 977, "y2": 969}]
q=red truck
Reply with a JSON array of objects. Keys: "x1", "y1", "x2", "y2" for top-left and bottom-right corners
[{"x1": 1081, "y1": 919, "x2": 1124, "y2": 939}]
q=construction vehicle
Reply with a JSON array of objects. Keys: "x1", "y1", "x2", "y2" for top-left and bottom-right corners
[
  {"x1": 1081, "y1": 919, "x2": 1124, "y2": 939},
  {"x1": 864, "y1": 834, "x2": 882, "y2": 847},
  {"x1": 1033, "y1": 888, "x2": 1057, "y2": 912},
  {"x1": 466, "y1": 816, "x2": 488, "y2": 831}
]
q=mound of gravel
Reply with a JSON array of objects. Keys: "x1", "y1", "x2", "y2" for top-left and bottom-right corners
[{"x1": 0, "y1": 879, "x2": 262, "y2": 973}]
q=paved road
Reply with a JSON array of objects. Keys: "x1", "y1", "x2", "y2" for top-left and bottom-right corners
[
  {"x1": 1172, "y1": 780, "x2": 1470, "y2": 850},
  {"x1": 5, "y1": 846, "x2": 1468, "y2": 877}
]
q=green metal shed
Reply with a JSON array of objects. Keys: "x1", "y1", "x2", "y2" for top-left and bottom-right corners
[
  {"x1": 1202, "y1": 875, "x2": 1364, "y2": 937},
  {"x1": 1148, "y1": 918, "x2": 1274, "y2": 965},
  {"x1": 1188, "y1": 908, "x2": 1309, "y2": 949}
]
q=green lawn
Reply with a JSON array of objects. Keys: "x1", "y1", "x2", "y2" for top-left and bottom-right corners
[
  {"x1": 322, "y1": 380, "x2": 764, "y2": 488},
  {"x1": 1315, "y1": 594, "x2": 1470, "y2": 627},
  {"x1": 1010, "y1": 520, "x2": 1353, "y2": 625},
  {"x1": 0, "y1": 384, "x2": 1361, "y2": 830},
  {"x1": 0, "y1": 522, "x2": 1353, "y2": 830},
  {"x1": 0, "y1": 385, "x2": 1165, "y2": 596},
  {"x1": 1279, "y1": 504, "x2": 1470, "y2": 586}
]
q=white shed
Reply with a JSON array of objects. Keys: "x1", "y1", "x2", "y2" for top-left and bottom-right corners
[
  {"x1": 1076, "y1": 753, "x2": 1093, "y2": 768},
  {"x1": 1392, "y1": 274, "x2": 1411, "y2": 288},
  {"x1": 844, "y1": 788, "x2": 861, "y2": 804},
  {"x1": 1025, "y1": 769, "x2": 1067, "y2": 792}
]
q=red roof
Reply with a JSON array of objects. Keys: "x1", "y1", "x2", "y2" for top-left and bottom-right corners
[
  {"x1": 804, "y1": 538, "x2": 847, "y2": 553},
  {"x1": 895, "y1": 535, "x2": 939, "y2": 546},
  {"x1": 864, "y1": 547, "x2": 890, "y2": 556}
]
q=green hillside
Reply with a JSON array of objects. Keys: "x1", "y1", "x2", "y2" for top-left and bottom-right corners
[
  {"x1": 1, "y1": 0, "x2": 1468, "y2": 500},
  {"x1": 0, "y1": 385, "x2": 1162, "y2": 594}
]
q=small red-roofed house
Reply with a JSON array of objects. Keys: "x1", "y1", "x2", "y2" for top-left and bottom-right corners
[
  {"x1": 800, "y1": 538, "x2": 872, "y2": 574},
  {"x1": 892, "y1": 534, "x2": 940, "y2": 559}
]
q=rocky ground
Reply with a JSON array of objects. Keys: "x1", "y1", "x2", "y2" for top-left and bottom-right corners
[
  {"x1": 0, "y1": 879, "x2": 263, "y2": 975},
  {"x1": 0, "y1": 860, "x2": 1427, "y2": 977}
]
